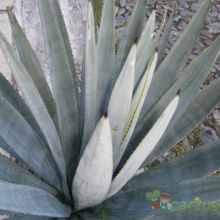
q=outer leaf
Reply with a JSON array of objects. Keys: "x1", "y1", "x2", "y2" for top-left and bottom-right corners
[
  {"x1": 134, "y1": 11, "x2": 156, "y2": 88},
  {"x1": 157, "y1": 5, "x2": 175, "y2": 66},
  {"x1": 0, "y1": 31, "x2": 67, "y2": 194},
  {"x1": 0, "y1": 183, "x2": 71, "y2": 217},
  {"x1": 8, "y1": 215, "x2": 53, "y2": 220},
  {"x1": 52, "y1": 0, "x2": 84, "y2": 138},
  {"x1": 72, "y1": 116, "x2": 113, "y2": 210},
  {"x1": 152, "y1": 8, "x2": 167, "y2": 49},
  {"x1": 108, "y1": 176, "x2": 220, "y2": 217},
  {"x1": 114, "y1": 52, "x2": 157, "y2": 170},
  {"x1": 141, "y1": 0, "x2": 213, "y2": 117},
  {"x1": 114, "y1": 0, "x2": 148, "y2": 82},
  {"x1": 131, "y1": 35, "x2": 220, "y2": 153},
  {"x1": 0, "y1": 209, "x2": 15, "y2": 216},
  {"x1": 0, "y1": 95, "x2": 61, "y2": 190},
  {"x1": 79, "y1": 212, "x2": 120, "y2": 220},
  {"x1": 145, "y1": 176, "x2": 220, "y2": 203},
  {"x1": 96, "y1": 0, "x2": 115, "y2": 116},
  {"x1": 146, "y1": 77, "x2": 220, "y2": 164},
  {"x1": 79, "y1": 212, "x2": 103, "y2": 220},
  {"x1": 38, "y1": 0, "x2": 80, "y2": 181},
  {"x1": 7, "y1": 10, "x2": 56, "y2": 123},
  {"x1": 124, "y1": 140, "x2": 220, "y2": 192},
  {"x1": 82, "y1": 1, "x2": 98, "y2": 148},
  {"x1": 0, "y1": 135, "x2": 17, "y2": 157},
  {"x1": 0, "y1": 72, "x2": 42, "y2": 138},
  {"x1": 108, "y1": 94, "x2": 179, "y2": 197},
  {"x1": 108, "y1": 44, "x2": 136, "y2": 168},
  {"x1": 0, "y1": 154, "x2": 58, "y2": 196}
]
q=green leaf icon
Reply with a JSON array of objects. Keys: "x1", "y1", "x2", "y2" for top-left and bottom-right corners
[{"x1": 146, "y1": 192, "x2": 154, "y2": 201}]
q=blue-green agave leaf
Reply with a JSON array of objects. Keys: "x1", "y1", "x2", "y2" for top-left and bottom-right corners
[
  {"x1": 8, "y1": 215, "x2": 53, "y2": 220},
  {"x1": 0, "y1": 153, "x2": 58, "y2": 196},
  {"x1": 82, "y1": 1, "x2": 98, "y2": 149},
  {"x1": 141, "y1": 0, "x2": 213, "y2": 117},
  {"x1": 7, "y1": 10, "x2": 56, "y2": 124},
  {"x1": 0, "y1": 209, "x2": 16, "y2": 216},
  {"x1": 124, "y1": 140, "x2": 220, "y2": 192},
  {"x1": 114, "y1": 0, "x2": 148, "y2": 82},
  {"x1": 145, "y1": 77, "x2": 220, "y2": 164},
  {"x1": 131, "y1": 35, "x2": 220, "y2": 154},
  {"x1": 108, "y1": 176, "x2": 220, "y2": 217},
  {"x1": 0, "y1": 31, "x2": 67, "y2": 194},
  {"x1": 52, "y1": 0, "x2": 84, "y2": 138},
  {"x1": 38, "y1": 0, "x2": 80, "y2": 182},
  {"x1": 157, "y1": 5, "x2": 175, "y2": 66},
  {"x1": 134, "y1": 10, "x2": 156, "y2": 88},
  {"x1": 79, "y1": 212, "x2": 121, "y2": 220},
  {"x1": 0, "y1": 72, "x2": 43, "y2": 140},
  {"x1": 0, "y1": 183, "x2": 71, "y2": 217},
  {"x1": 0, "y1": 135, "x2": 18, "y2": 159},
  {"x1": 0, "y1": 94, "x2": 61, "y2": 191},
  {"x1": 96, "y1": 0, "x2": 115, "y2": 116}
]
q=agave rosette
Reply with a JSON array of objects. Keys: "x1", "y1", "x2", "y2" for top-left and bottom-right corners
[{"x1": 0, "y1": 0, "x2": 219, "y2": 219}]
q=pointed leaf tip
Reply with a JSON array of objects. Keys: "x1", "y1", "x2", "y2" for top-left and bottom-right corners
[{"x1": 72, "y1": 116, "x2": 113, "y2": 210}]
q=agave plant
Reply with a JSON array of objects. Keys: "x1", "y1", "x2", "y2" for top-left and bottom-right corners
[{"x1": 0, "y1": 0, "x2": 219, "y2": 219}]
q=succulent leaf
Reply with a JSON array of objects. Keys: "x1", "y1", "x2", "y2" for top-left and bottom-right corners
[
  {"x1": 146, "y1": 78, "x2": 220, "y2": 164},
  {"x1": 108, "y1": 44, "x2": 136, "y2": 168},
  {"x1": 96, "y1": 0, "x2": 115, "y2": 116},
  {"x1": 0, "y1": 31, "x2": 67, "y2": 193},
  {"x1": 82, "y1": 1, "x2": 98, "y2": 148},
  {"x1": 108, "y1": 94, "x2": 179, "y2": 197},
  {"x1": 7, "y1": 10, "x2": 56, "y2": 124},
  {"x1": 0, "y1": 183, "x2": 71, "y2": 217},
  {"x1": 134, "y1": 10, "x2": 156, "y2": 88},
  {"x1": 8, "y1": 216, "x2": 52, "y2": 220},
  {"x1": 125, "y1": 140, "x2": 220, "y2": 192},
  {"x1": 114, "y1": 0, "x2": 148, "y2": 83},
  {"x1": 0, "y1": 153, "x2": 58, "y2": 196},
  {"x1": 141, "y1": 0, "x2": 213, "y2": 117},
  {"x1": 38, "y1": 0, "x2": 81, "y2": 185},
  {"x1": 157, "y1": 5, "x2": 175, "y2": 66},
  {"x1": 108, "y1": 176, "x2": 220, "y2": 217},
  {"x1": 0, "y1": 0, "x2": 219, "y2": 218},
  {"x1": 72, "y1": 116, "x2": 113, "y2": 210},
  {"x1": 0, "y1": 85, "x2": 61, "y2": 190},
  {"x1": 131, "y1": 35, "x2": 220, "y2": 154},
  {"x1": 0, "y1": 72, "x2": 43, "y2": 140},
  {"x1": 113, "y1": 52, "x2": 157, "y2": 170},
  {"x1": 0, "y1": 210, "x2": 16, "y2": 216}
]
